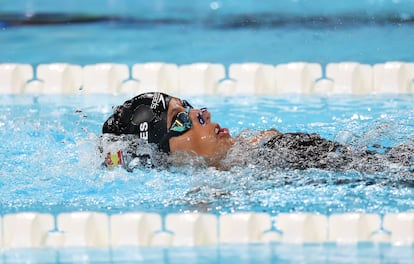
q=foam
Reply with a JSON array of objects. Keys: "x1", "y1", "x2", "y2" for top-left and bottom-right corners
[
  {"x1": 0, "y1": 63, "x2": 33, "y2": 94},
  {"x1": 1, "y1": 212, "x2": 413, "y2": 248},
  {"x1": 326, "y1": 62, "x2": 372, "y2": 94},
  {"x1": 82, "y1": 63, "x2": 129, "y2": 94},
  {"x1": 1, "y1": 61, "x2": 414, "y2": 95}
]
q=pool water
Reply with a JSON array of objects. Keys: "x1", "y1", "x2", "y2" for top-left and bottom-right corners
[
  {"x1": 1, "y1": 1, "x2": 414, "y2": 262},
  {"x1": 1, "y1": 94, "x2": 413, "y2": 216},
  {"x1": 3, "y1": 243, "x2": 414, "y2": 263},
  {"x1": 1, "y1": 1, "x2": 414, "y2": 66}
]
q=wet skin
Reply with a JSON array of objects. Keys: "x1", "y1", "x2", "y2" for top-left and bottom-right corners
[
  {"x1": 166, "y1": 97, "x2": 234, "y2": 158},
  {"x1": 163, "y1": 97, "x2": 414, "y2": 175}
]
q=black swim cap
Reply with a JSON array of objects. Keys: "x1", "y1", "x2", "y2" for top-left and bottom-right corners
[{"x1": 102, "y1": 92, "x2": 172, "y2": 152}]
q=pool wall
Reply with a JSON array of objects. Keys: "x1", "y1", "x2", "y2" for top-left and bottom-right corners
[{"x1": 1, "y1": 61, "x2": 414, "y2": 95}]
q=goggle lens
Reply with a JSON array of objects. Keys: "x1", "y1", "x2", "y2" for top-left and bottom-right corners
[
  {"x1": 170, "y1": 106, "x2": 192, "y2": 133},
  {"x1": 169, "y1": 101, "x2": 207, "y2": 134}
]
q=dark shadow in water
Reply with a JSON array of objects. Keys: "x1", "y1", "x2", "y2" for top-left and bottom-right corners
[{"x1": 1, "y1": 12, "x2": 414, "y2": 29}]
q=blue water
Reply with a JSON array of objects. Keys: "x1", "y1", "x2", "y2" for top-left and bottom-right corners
[
  {"x1": 1, "y1": 94, "x2": 413, "y2": 216},
  {"x1": 2, "y1": 243, "x2": 414, "y2": 263},
  {"x1": 1, "y1": 1, "x2": 414, "y2": 263},
  {"x1": 1, "y1": 0, "x2": 414, "y2": 66}
]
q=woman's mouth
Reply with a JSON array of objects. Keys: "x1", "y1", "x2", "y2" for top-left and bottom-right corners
[{"x1": 215, "y1": 124, "x2": 230, "y2": 137}]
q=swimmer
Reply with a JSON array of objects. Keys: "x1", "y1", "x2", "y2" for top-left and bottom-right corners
[
  {"x1": 101, "y1": 92, "x2": 235, "y2": 170},
  {"x1": 102, "y1": 92, "x2": 414, "y2": 173}
]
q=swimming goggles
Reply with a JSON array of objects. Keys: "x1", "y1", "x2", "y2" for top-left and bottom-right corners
[
  {"x1": 159, "y1": 100, "x2": 207, "y2": 152},
  {"x1": 169, "y1": 104, "x2": 207, "y2": 133}
]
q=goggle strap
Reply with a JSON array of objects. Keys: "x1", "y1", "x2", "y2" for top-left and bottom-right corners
[{"x1": 181, "y1": 100, "x2": 193, "y2": 109}]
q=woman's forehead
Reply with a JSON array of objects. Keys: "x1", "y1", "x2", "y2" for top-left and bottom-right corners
[
  {"x1": 170, "y1": 97, "x2": 195, "y2": 109},
  {"x1": 169, "y1": 97, "x2": 185, "y2": 109}
]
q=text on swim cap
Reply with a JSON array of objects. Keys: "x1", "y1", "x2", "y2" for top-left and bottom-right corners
[{"x1": 139, "y1": 122, "x2": 148, "y2": 140}]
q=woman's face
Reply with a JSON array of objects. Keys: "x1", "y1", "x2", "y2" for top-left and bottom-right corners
[{"x1": 167, "y1": 97, "x2": 234, "y2": 157}]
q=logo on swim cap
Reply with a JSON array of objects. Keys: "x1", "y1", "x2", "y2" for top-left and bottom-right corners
[{"x1": 150, "y1": 93, "x2": 166, "y2": 110}]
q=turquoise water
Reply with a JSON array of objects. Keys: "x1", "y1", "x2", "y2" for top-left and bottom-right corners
[
  {"x1": 1, "y1": 1, "x2": 414, "y2": 66},
  {"x1": 2, "y1": 243, "x2": 414, "y2": 263},
  {"x1": 1, "y1": 1, "x2": 414, "y2": 262},
  {"x1": 1, "y1": 94, "x2": 413, "y2": 216}
]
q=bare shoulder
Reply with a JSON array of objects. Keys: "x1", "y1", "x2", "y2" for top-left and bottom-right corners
[{"x1": 237, "y1": 128, "x2": 282, "y2": 146}]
